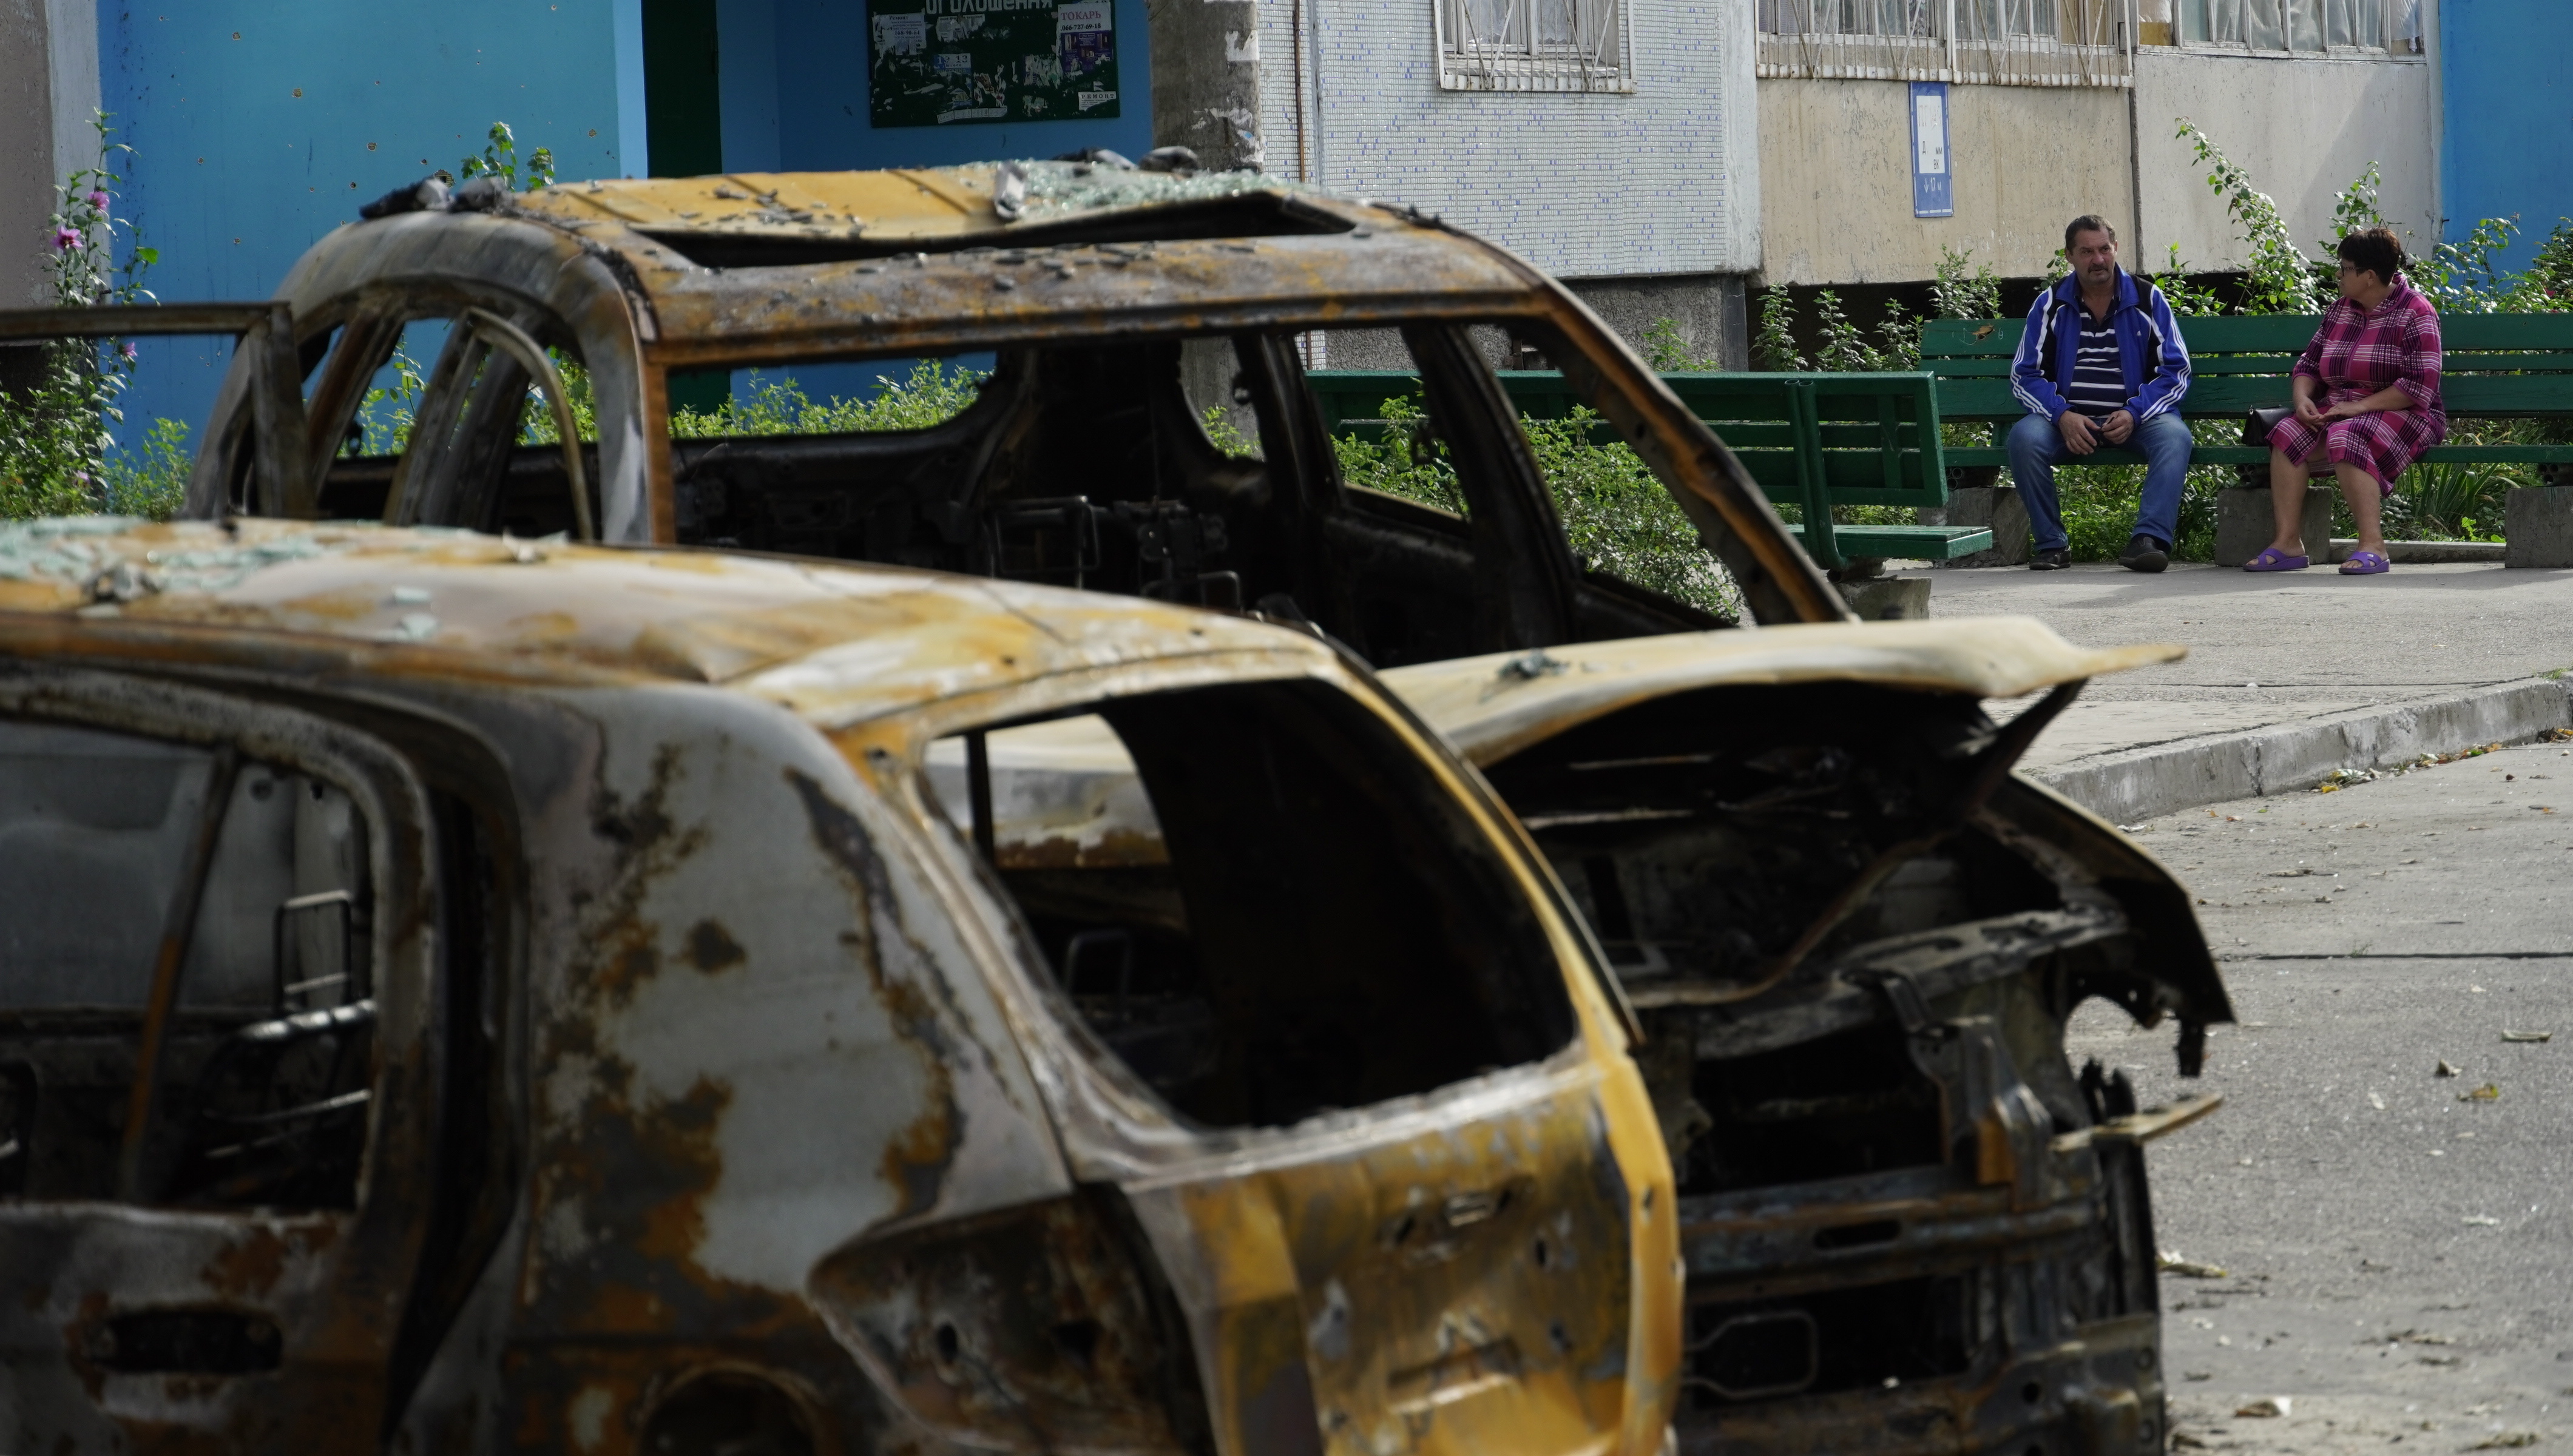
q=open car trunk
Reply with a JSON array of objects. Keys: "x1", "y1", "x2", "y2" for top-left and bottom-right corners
[{"x1": 948, "y1": 619, "x2": 2230, "y2": 1456}]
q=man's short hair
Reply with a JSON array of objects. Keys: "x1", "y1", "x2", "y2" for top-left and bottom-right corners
[
  {"x1": 2337, "y1": 226, "x2": 2406, "y2": 283},
  {"x1": 2064, "y1": 215, "x2": 2117, "y2": 252}
]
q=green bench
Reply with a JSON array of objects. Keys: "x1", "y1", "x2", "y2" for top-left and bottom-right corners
[
  {"x1": 1306, "y1": 369, "x2": 1992, "y2": 571},
  {"x1": 1922, "y1": 313, "x2": 2573, "y2": 477}
]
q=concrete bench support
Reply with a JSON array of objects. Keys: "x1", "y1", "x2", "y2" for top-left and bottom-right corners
[
  {"x1": 2215, "y1": 484, "x2": 2333, "y2": 567},
  {"x1": 1922, "y1": 485, "x2": 2030, "y2": 568},
  {"x1": 2507, "y1": 487, "x2": 2573, "y2": 568}
]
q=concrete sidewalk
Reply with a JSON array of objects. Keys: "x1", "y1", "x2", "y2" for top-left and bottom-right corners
[{"x1": 1905, "y1": 561, "x2": 2573, "y2": 822}]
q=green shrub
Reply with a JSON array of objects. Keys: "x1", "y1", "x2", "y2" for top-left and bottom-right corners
[{"x1": 1326, "y1": 390, "x2": 1741, "y2": 619}]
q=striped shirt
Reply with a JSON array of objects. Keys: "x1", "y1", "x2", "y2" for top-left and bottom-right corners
[{"x1": 2063, "y1": 306, "x2": 2128, "y2": 416}]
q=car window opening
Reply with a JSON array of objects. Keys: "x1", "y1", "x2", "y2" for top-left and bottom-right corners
[
  {"x1": 0, "y1": 718, "x2": 376, "y2": 1209},
  {"x1": 927, "y1": 679, "x2": 1576, "y2": 1128}
]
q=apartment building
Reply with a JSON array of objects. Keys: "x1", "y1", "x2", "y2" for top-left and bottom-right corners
[{"x1": 1754, "y1": 0, "x2": 2439, "y2": 288}]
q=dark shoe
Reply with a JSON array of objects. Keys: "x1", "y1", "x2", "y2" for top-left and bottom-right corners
[
  {"x1": 2118, "y1": 534, "x2": 2169, "y2": 573},
  {"x1": 2028, "y1": 548, "x2": 2071, "y2": 571}
]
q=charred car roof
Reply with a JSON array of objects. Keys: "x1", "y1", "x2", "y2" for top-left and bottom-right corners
[
  {"x1": 296, "y1": 163, "x2": 1550, "y2": 368},
  {"x1": 0, "y1": 517, "x2": 1331, "y2": 713}
]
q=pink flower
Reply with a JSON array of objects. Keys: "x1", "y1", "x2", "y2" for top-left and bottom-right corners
[
  {"x1": 118, "y1": 342, "x2": 137, "y2": 360},
  {"x1": 85, "y1": 190, "x2": 109, "y2": 210},
  {"x1": 52, "y1": 226, "x2": 81, "y2": 251}
]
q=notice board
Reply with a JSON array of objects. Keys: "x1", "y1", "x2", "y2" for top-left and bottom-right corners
[
  {"x1": 869, "y1": 0, "x2": 1120, "y2": 127},
  {"x1": 1909, "y1": 81, "x2": 1952, "y2": 218}
]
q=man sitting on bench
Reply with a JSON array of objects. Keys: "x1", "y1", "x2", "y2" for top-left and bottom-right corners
[{"x1": 2007, "y1": 215, "x2": 2194, "y2": 573}]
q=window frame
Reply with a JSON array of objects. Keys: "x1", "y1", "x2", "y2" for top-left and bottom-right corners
[
  {"x1": 1755, "y1": 0, "x2": 2136, "y2": 86},
  {"x1": 0, "y1": 661, "x2": 468, "y2": 1448},
  {"x1": 0, "y1": 665, "x2": 439, "y2": 1212},
  {"x1": 2175, "y1": 0, "x2": 2423, "y2": 56},
  {"x1": 881, "y1": 651, "x2": 1633, "y2": 1159},
  {"x1": 1435, "y1": 0, "x2": 1637, "y2": 95}
]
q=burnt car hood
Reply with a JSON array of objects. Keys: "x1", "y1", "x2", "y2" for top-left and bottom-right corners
[{"x1": 1377, "y1": 618, "x2": 2183, "y2": 768}]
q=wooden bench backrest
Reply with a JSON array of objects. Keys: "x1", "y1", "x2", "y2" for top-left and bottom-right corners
[{"x1": 1922, "y1": 312, "x2": 2573, "y2": 420}]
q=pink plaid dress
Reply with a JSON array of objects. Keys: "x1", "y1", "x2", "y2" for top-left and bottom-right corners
[{"x1": 2267, "y1": 277, "x2": 2447, "y2": 493}]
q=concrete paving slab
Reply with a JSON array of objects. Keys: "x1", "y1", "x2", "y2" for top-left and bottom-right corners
[{"x1": 1904, "y1": 562, "x2": 2573, "y2": 819}]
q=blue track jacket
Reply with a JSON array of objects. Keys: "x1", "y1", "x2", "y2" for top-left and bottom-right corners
[{"x1": 2010, "y1": 268, "x2": 2192, "y2": 423}]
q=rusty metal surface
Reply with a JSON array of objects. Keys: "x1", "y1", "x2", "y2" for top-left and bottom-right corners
[
  {"x1": 0, "y1": 516, "x2": 1684, "y2": 1456},
  {"x1": 0, "y1": 667, "x2": 441, "y2": 1453},
  {"x1": 1378, "y1": 624, "x2": 2185, "y2": 770},
  {"x1": 0, "y1": 518, "x2": 1322, "y2": 701},
  {"x1": 180, "y1": 162, "x2": 1842, "y2": 624}
]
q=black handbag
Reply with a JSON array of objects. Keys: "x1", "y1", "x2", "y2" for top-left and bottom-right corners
[{"x1": 2241, "y1": 405, "x2": 2296, "y2": 448}]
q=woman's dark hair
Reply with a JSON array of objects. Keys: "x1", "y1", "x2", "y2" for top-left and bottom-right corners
[{"x1": 2338, "y1": 227, "x2": 2406, "y2": 284}]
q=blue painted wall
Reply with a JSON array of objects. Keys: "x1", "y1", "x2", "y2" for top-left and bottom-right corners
[
  {"x1": 93, "y1": 0, "x2": 1154, "y2": 445},
  {"x1": 97, "y1": 0, "x2": 638, "y2": 450},
  {"x1": 2439, "y1": 0, "x2": 2573, "y2": 271}
]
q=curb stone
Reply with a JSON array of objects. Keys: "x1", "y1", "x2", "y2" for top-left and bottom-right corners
[{"x1": 2030, "y1": 677, "x2": 2573, "y2": 826}]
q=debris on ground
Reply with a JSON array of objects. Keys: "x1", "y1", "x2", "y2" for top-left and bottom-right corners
[
  {"x1": 2462, "y1": 1216, "x2": 2501, "y2": 1227},
  {"x1": 2461, "y1": 1083, "x2": 2502, "y2": 1102},
  {"x1": 2185, "y1": 1371, "x2": 2214, "y2": 1382},
  {"x1": 2172, "y1": 1432, "x2": 2211, "y2": 1449},
  {"x1": 2501, "y1": 1030, "x2": 2554, "y2": 1043},
  {"x1": 2372, "y1": 1090, "x2": 2390, "y2": 1108},
  {"x1": 2438, "y1": 1060, "x2": 2463, "y2": 1078},
  {"x1": 2161, "y1": 1250, "x2": 2231, "y2": 1278},
  {"x1": 2237, "y1": 1398, "x2": 2291, "y2": 1418},
  {"x1": 2323, "y1": 744, "x2": 2514, "y2": 794},
  {"x1": 2387, "y1": 1330, "x2": 2456, "y2": 1344},
  {"x1": 2469, "y1": 1434, "x2": 2542, "y2": 1451}
]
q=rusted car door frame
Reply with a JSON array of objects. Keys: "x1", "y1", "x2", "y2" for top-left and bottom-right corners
[
  {"x1": 0, "y1": 663, "x2": 445, "y2": 1450},
  {"x1": 821, "y1": 650, "x2": 1683, "y2": 1456}
]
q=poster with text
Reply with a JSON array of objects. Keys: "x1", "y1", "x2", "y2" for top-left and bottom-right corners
[{"x1": 870, "y1": 0, "x2": 1118, "y2": 127}]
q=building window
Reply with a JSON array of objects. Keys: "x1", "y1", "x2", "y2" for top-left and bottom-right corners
[
  {"x1": 1436, "y1": 0, "x2": 1635, "y2": 93},
  {"x1": 1759, "y1": 0, "x2": 1942, "y2": 36},
  {"x1": 1757, "y1": 0, "x2": 2131, "y2": 86},
  {"x1": 2180, "y1": 0, "x2": 2422, "y2": 53}
]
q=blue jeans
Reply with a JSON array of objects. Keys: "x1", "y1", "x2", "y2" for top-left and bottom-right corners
[{"x1": 2005, "y1": 410, "x2": 2193, "y2": 554}]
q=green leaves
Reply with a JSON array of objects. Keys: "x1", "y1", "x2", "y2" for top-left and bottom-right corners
[
  {"x1": 458, "y1": 119, "x2": 558, "y2": 192},
  {"x1": 2175, "y1": 118, "x2": 2318, "y2": 315},
  {"x1": 661, "y1": 359, "x2": 989, "y2": 439},
  {"x1": 1, "y1": 108, "x2": 158, "y2": 518},
  {"x1": 1333, "y1": 388, "x2": 1741, "y2": 620}
]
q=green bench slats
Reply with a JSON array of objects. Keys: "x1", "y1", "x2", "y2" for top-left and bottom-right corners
[
  {"x1": 1922, "y1": 314, "x2": 2573, "y2": 356},
  {"x1": 1305, "y1": 368, "x2": 1992, "y2": 571},
  {"x1": 1924, "y1": 311, "x2": 2573, "y2": 476},
  {"x1": 1937, "y1": 374, "x2": 2573, "y2": 418},
  {"x1": 1786, "y1": 523, "x2": 1994, "y2": 556}
]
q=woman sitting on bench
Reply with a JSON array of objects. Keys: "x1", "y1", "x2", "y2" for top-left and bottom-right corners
[{"x1": 2247, "y1": 228, "x2": 2447, "y2": 576}]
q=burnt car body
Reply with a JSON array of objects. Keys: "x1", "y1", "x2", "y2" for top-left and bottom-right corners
[
  {"x1": 3, "y1": 160, "x2": 2231, "y2": 1453},
  {"x1": 0, "y1": 521, "x2": 1677, "y2": 1454}
]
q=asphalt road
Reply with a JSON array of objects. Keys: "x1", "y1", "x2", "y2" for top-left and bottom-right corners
[{"x1": 2068, "y1": 738, "x2": 2573, "y2": 1455}]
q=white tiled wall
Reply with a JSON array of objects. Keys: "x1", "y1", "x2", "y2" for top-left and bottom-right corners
[{"x1": 1255, "y1": 0, "x2": 1760, "y2": 278}]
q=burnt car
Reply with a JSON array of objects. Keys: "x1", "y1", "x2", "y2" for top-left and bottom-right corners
[
  {"x1": 0, "y1": 519, "x2": 1678, "y2": 1454},
  {"x1": 8, "y1": 158, "x2": 2231, "y2": 1454}
]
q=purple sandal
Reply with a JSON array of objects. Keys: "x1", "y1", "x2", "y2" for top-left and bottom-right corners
[
  {"x1": 2339, "y1": 550, "x2": 2392, "y2": 575},
  {"x1": 2243, "y1": 548, "x2": 2310, "y2": 572}
]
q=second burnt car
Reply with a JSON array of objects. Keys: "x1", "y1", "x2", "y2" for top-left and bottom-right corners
[{"x1": 132, "y1": 156, "x2": 2225, "y2": 1455}]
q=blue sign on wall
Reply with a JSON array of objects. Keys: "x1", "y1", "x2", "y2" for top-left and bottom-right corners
[{"x1": 1909, "y1": 81, "x2": 1952, "y2": 220}]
